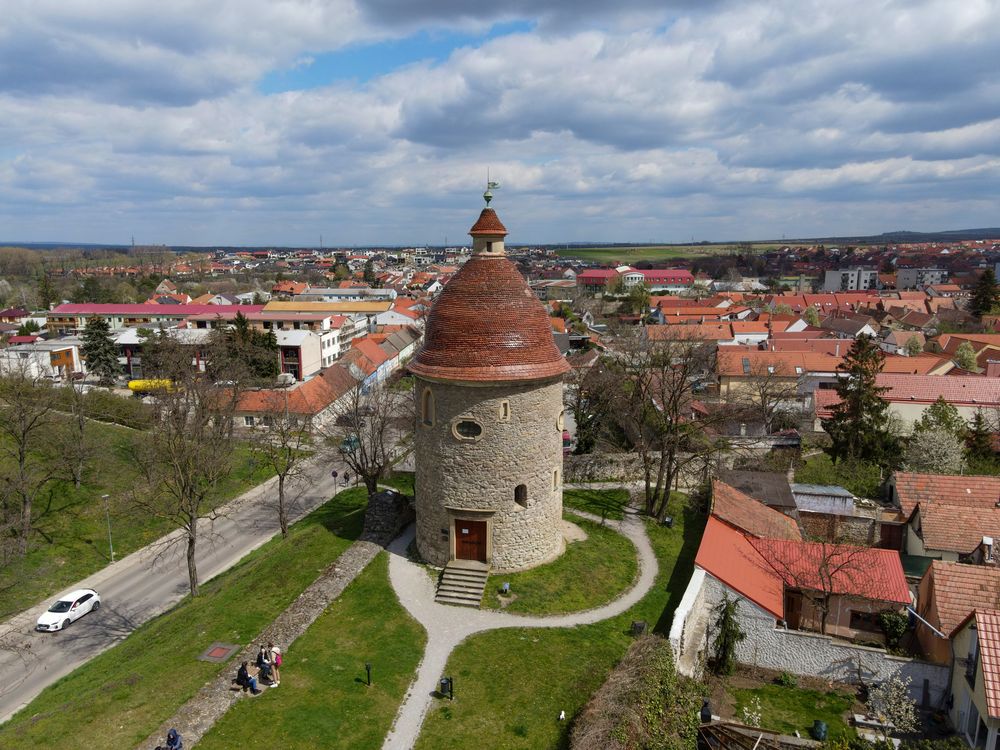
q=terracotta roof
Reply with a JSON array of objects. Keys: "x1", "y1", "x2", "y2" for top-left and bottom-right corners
[
  {"x1": 921, "y1": 561, "x2": 1000, "y2": 636},
  {"x1": 468, "y1": 208, "x2": 508, "y2": 236},
  {"x1": 409, "y1": 210, "x2": 569, "y2": 383},
  {"x1": 647, "y1": 323, "x2": 732, "y2": 341},
  {"x1": 749, "y1": 536, "x2": 910, "y2": 605},
  {"x1": 711, "y1": 480, "x2": 801, "y2": 540},
  {"x1": 236, "y1": 364, "x2": 357, "y2": 416},
  {"x1": 48, "y1": 303, "x2": 264, "y2": 317},
  {"x1": 958, "y1": 610, "x2": 1000, "y2": 718},
  {"x1": 718, "y1": 469, "x2": 797, "y2": 510},
  {"x1": 696, "y1": 516, "x2": 785, "y2": 617},
  {"x1": 893, "y1": 472, "x2": 1000, "y2": 554}
]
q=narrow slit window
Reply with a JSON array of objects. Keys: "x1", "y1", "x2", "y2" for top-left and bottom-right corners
[
  {"x1": 514, "y1": 484, "x2": 528, "y2": 508},
  {"x1": 421, "y1": 388, "x2": 434, "y2": 427},
  {"x1": 499, "y1": 400, "x2": 510, "y2": 422}
]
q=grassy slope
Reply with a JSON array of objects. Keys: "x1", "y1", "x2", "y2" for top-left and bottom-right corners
[
  {"x1": 483, "y1": 514, "x2": 637, "y2": 615},
  {"x1": 415, "y1": 494, "x2": 706, "y2": 750},
  {"x1": 0, "y1": 487, "x2": 369, "y2": 750},
  {"x1": 0, "y1": 418, "x2": 274, "y2": 618},
  {"x1": 562, "y1": 488, "x2": 629, "y2": 520},
  {"x1": 198, "y1": 553, "x2": 426, "y2": 750}
]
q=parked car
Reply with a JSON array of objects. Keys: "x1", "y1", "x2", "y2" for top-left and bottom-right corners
[{"x1": 36, "y1": 589, "x2": 101, "y2": 632}]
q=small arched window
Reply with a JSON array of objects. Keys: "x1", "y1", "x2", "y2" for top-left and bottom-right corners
[
  {"x1": 553, "y1": 468, "x2": 560, "y2": 490},
  {"x1": 514, "y1": 484, "x2": 528, "y2": 508},
  {"x1": 421, "y1": 388, "x2": 434, "y2": 427},
  {"x1": 499, "y1": 400, "x2": 510, "y2": 422}
]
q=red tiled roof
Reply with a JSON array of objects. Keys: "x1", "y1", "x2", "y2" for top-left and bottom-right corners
[
  {"x1": 49, "y1": 303, "x2": 264, "y2": 317},
  {"x1": 893, "y1": 472, "x2": 1000, "y2": 554},
  {"x1": 468, "y1": 208, "x2": 508, "y2": 236},
  {"x1": 711, "y1": 480, "x2": 802, "y2": 541},
  {"x1": 696, "y1": 517, "x2": 785, "y2": 617},
  {"x1": 352, "y1": 337, "x2": 391, "y2": 368},
  {"x1": 236, "y1": 364, "x2": 357, "y2": 416},
  {"x1": 959, "y1": 610, "x2": 1000, "y2": 718},
  {"x1": 749, "y1": 536, "x2": 910, "y2": 605},
  {"x1": 410, "y1": 210, "x2": 569, "y2": 383},
  {"x1": 922, "y1": 561, "x2": 1000, "y2": 636}
]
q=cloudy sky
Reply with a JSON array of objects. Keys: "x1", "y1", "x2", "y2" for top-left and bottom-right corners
[{"x1": 1, "y1": 0, "x2": 998, "y2": 246}]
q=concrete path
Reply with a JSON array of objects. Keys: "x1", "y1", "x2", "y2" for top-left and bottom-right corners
[
  {"x1": 0, "y1": 453, "x2": 355, "y2": 724},
  {"x1": 380, "y1": 509, "x2": 657, "y2": 750}
]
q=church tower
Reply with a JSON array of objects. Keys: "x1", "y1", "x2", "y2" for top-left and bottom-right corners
[{"x1": 408, "y1": 200, "x2": 570, "y2": 571}]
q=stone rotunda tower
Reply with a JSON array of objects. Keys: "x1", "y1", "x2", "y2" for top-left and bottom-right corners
[{"x1": 408, "y1": 203, "x2": 570, "y2": 572}]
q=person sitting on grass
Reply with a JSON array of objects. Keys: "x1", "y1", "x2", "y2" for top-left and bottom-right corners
[{"x1": 237, "y1": 661, "x2": 261, "y2": 695}]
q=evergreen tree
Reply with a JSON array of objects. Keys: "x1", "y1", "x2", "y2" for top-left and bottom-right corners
[
  {"x1": 914, "y1": 396, "x2": 967, "y2": 437},
  {"x1": 712, "y1": 594, "x2": 745, "y2": 676},
  {"x1": 81, "y1": 316, "x2": 121, "y2": 386},
  {"x1": 220, "y1": 311, "x2": 279, "y2": 382},
  {"x1": 16, "y1": 319, "x2": 40, "y2": 336},
  {"x1": 971, "y1": 269, "x2": 1000, "y2": 318},
  {"x1": 363, "y1": 258, "x2": 376, "y2": 286},
  {"x1": 821, "y1": 334, "x2": 901, "y2": 466},
  {"x1": 626, "y1": 283, "x2": 651, "y2": 316},
  {"x1": 966, "y1": 409, "x2": 995, "y2": 465},
  {"x1": 37, "y1": 273, "x2": 56, "y2": 310}
]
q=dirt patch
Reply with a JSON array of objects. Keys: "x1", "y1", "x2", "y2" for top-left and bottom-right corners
[{"x1": 562, "y1": 519, "x2": 588, "y2": 543}]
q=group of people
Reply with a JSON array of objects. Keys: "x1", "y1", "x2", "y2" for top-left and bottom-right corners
[{"x1": 235, "y1": 642, "x2": 282, "y2": 695}]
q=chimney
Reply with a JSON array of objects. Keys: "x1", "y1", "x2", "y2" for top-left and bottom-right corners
[
  {"x1": 983, "y1": 536, "x2": 995, "y2": 565},
  {"x1": 835, "y1": 343, "x2": 840, "y2": 357},
  {"x1": 987, "y1": 360, "x2": 1000, "y2": 378}
]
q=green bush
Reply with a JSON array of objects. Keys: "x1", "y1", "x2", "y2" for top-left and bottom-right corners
[
  {"x1": 899, "y1": 739, "x2": 966, "y2": 750},
  {"x1": 878, "y1": 610, "x2": 909, "y2": 650},
  {"x1": 776, "y1": 671, "x2": 797, "y2": 688}
]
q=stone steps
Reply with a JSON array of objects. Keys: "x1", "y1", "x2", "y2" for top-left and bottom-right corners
[{"x1": 435, "y1": 560, "x2": 489, "y2": 608}]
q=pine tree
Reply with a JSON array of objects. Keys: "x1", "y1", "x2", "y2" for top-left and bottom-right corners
[
  {"x1": 821, "y1": 334, "x2": 900, "y2": 466},
  {"x1": 81, "y1": 316, "x2": 121, "y2": 386},
  {"x1": 966, "y1": 409, "x2": 995, "y2": 465},
  {"x1": 971, "y1": 269, "x2": 1000, "y2": 318},
  {"x1": 914, "y1": 395, "x2": 967, "y2": 437},
  {"x1": 712, "y1": 594, "x2": 745, "y2": 676}
]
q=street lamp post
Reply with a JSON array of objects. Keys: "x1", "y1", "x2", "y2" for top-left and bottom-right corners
[
  {"x1": 331, "y1": 470, "x2": 339, "y2": 495},
  {"x1": 101, "y1": 494, "x2": 115, "y2": 563}
]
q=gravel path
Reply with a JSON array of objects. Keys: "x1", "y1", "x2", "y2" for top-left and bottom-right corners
[{"x1": 380, "y1": 509, "x2": 657, "y2": 750}]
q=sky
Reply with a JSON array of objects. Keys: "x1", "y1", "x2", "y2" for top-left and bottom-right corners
[{"x1": 0, "y1": 0, "x2": 998, "y2": 246}]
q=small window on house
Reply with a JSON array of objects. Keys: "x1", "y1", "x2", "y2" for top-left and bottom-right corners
[
  {"x1": 795, "y1": 366, "x2": 803, "y2": 375},
  {"x1": 767, "y1": 365, "x2": 775, "y2": 374},
  {"x1": 514, "y1": 484, "x2": 528, "y2": 508},
  {"x1": 421, "y1": 388, "x2": 434, "y2": 427},
  {"x1": 848, "y1": 610, "x2": 881, "y2": 633},
  {"x1": 499, "y1": 400, "x2": 510, "y2": 422},
  {"x1": 243, "y1": 416, "x2": 255, "y2": 427},
  {"x1": 557, "y1": 410, "x2": 565, "y2": 431},
  {"x1": 454, "y1": 419, "x2": 483, "y2": 440},
  {"x1": 742, "y1": 357, "x2": 750, "y2": 374}
]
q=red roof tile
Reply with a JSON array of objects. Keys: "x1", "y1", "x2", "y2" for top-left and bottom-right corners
[
  {"x1": 468, "y1": 208, "x2": 508, "y2": 236},
  {"x1": 922, "y1": 561, "x2": 1000, "y2": 636},
  {"x1": 711, "y1": 480, "x2": 802, "y2": 541},
  {"x1": 968, "y1": 610, "x2": 1000, "y2": 718},
  {"x1": 696, "y1": 517, "x2": 785, "y2": 617},
  {"x1": 409, "y1": 209, "x2": 569, "y2": 383},
  {"x1": 893, "y1": 472, "x2": 1000, "y2": 554}
]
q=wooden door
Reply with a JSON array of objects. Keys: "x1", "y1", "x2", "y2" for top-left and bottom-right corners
[
  {"x1": 455, "y1": 520, "x2": 488, "y2": 562},
  {"x1": 784, "y1": 590, "x2": 803, "y2": 629}
]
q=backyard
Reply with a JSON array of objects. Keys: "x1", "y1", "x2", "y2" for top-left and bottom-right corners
[{"x1": 0, "y1": 417, "x2": 275, "y2": 618}]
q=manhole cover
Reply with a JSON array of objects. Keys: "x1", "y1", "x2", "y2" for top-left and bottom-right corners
[{"x1": 199, "y1": 643, "x2": 239, "y2": 663}]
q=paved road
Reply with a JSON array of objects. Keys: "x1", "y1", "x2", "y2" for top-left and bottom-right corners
[{"x1": 0, "y1": 455, "x2": 352, "y2": 724}]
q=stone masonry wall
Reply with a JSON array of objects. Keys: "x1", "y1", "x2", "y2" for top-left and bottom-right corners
[
  {"x1": 675, "y1": 573, "x2": 950, "y2": 706},
  {"x1": 414, "y1": 376, "x2": 564, "y2": 571}
]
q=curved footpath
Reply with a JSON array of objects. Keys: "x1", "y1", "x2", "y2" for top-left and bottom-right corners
[{"x1": 380, "y1": 510, "x2": 658, "y2": 750}]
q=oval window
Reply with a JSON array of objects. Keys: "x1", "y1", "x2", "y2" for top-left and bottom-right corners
[{"x1": 455, "y1": 420, "x2": 483, "y2": 439}]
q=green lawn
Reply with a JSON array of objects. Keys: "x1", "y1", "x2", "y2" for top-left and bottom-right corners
[
  {"x1": 0, "y1": 487, "x2": 370, "y2": 750},
  {"x1": 483, "y1": 513, "x2": 637, "y2": 615},
  {"x1": 732, "y1": 683, "x2": 855, "y2": 740},
  {"x1": 199, "y1": 552, "x2": 426, "y2": 750},
  {"x1": 415, "y1": 493, "x2": 706, "y2": 750},
  {"x1": 562, "y1": 488, "x2": 629, "y2": 520},
  {"x1": 0, "y1": 418, "x2": 275, "y2": 619}
]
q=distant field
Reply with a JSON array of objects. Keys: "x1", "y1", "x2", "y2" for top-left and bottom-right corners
[{"x1": 556, "y1": 244, "x2": 780, "y2": 263}]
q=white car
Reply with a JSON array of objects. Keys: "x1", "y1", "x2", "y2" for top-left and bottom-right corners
[{"x1": 36, "y1": 589, "x2": 101, "y2": 632}]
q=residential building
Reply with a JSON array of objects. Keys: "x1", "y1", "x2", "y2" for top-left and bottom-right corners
[
  {"x1": 948, "y1": 610, "x2": 1000, "y2": 749},
  {"x1": 916, "y1": 561, "x2": 1000, "y2": 664},
  {"x1": 897, "y1": 267, "x2": 948, "y2": 290},
  {"x1": 822, "y1": 267, "x2": 879, "y2": 292}
]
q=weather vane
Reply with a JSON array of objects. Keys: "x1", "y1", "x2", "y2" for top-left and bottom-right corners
[{"x1": 484, "y1": 168, "x2": 500, "y2": 206}]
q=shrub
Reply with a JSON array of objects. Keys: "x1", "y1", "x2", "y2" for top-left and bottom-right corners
[
  {"x1": 878, "y1": 610, "x2": 909, "y2": 650},
  {"x1": 776, "y1": 671, "x2": 797, "y2": 688}
]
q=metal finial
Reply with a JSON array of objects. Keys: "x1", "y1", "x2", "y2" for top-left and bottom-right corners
[{"x1": 484, "y1": 169, "x2": 500, "y2": 206}]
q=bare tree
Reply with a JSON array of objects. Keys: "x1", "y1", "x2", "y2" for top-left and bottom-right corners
[
  {"x1": 762, "y1": 539, "x2": 871, "y2": 635},
  {"x1": 585, "y1": 328, "x2": 729, "y2": 520},
  {"x1": 322, "y1": 378, "x2": 410, "y2": 496},
  {"x1": 0, "y1": 365, "x2": 57, "y2": 557},
  {"x1": 51, "y1": 382, "x2": 94, "y2": 489},
  {"x1": 129, "y1": 332, "x2": 241, "y2": 596},
  {"x1": 736, "y1": 360, "x2": 803, "y2": 435},
  {"x1": 247, "y1": 388, "x2": 313, "y2": 538}
]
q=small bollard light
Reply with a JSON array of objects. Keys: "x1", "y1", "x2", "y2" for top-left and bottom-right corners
[
  {"x1": 501, "y1": 582, "x2": 510, "y2": 595},
  {"x1": 365, "y1": 661, "x2": 372, "y2": 687},
  {"x1": 630, "y1": 620, "x2": 648, "y2": 637},
  {"x1": 662, "y1": 516, "x2": 674, "y2": 528},
  {"x1": 700, "y1": 698, "x2": 712, "y2": 724},
  {"x1": 440, "y1": 676, "x2": 454, "y2": 701}
]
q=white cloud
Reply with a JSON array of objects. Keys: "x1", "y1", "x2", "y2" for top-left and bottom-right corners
[{"x1": 0, "y1": 0, "x2": 998, "y2": 243}]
